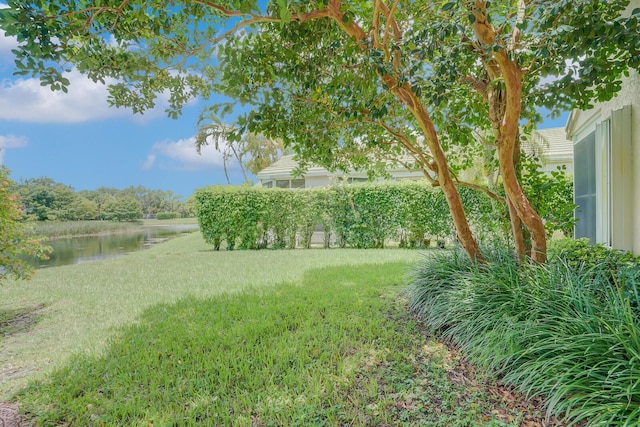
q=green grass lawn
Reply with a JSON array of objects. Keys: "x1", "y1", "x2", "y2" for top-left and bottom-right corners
[
  {"x1": 2, "y1": 233, "x2": 550, "y2": 425},
  {"x1": 0, "y1": 232, "x2": 419, "y2": 397}
]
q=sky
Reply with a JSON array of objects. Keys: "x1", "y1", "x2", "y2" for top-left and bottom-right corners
[
  {"x1": 0, "y1": 4, "x2": 569, "y2": 200},
  {"x1": 0, "y1": 3, "x2": 246, "y2": 199}
]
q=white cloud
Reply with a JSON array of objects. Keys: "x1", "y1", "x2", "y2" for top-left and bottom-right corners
[
  {"x1": 0, "y1": 29, "x2": 17, "y2": 59},
  {"x1": 0, "y1": 71, "x2": 125, "y2": 123},
  {"x1": 141, "y1": 153, "x2": 157, "y2": 170},
  {"x1": 144, "y1": 137, "x2": 229, "y2": 171},
  {"x1": 0, "y1": 70, "x2": 173, "y2": 123},
  {"x1": 0, "y1": 134, "x2": 27, "y2": 164}
]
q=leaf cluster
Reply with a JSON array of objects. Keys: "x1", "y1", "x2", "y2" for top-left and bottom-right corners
[{"x1": 0, "y1": 167, "x2": 51, "y2": 283}]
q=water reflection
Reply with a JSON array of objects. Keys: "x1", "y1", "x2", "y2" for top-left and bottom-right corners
[{"x1": 27, "y1": 225, "x2": 198, "y2": 268}]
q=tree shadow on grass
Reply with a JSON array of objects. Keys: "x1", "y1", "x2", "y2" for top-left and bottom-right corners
[{"x1": 0, "y1": 304, "x2": 46, "y2": 340}]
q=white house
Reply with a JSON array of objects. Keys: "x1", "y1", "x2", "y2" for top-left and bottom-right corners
[
  {"x1": 530, "y1": 127, "x2": 574, "y2": 174},
  {"x1": 565, "y1": 0, "x2": 640, "y2": 251},
  {"x1": 567, "y1": 97, "x2": 636, "y2": 251},
  {"x1": 256, "y1": 155, "x2": 424, "y2": 188},
  {"x1": 256, "y1": 129, "x2": 573, "y2": 189}
]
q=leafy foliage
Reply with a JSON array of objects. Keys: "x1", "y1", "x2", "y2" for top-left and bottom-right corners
[
  {"x1": 15, "y1": 178, "x2": 189, "y2": 221},
  {"x1": 520, "y1": 159, "x2": 576, "y2": 238},
  {"x1": 101, "y1": 196, "x2": 143, "y2": 222},
  {"x1": 0, "y1": 167, "x2": 51, "y2": 282},
  {"x1": 407, "y1": 244, "x2": 640, "y2": 425},
  {"x1": 195, "y1": 181, "x2": 570, "y2": 250},
  {"x1": 5, "y1": 0, "x2": 640, "y2": 261}
]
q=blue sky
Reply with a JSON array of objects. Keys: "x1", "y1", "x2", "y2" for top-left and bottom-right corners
[
  {"x1": 0, "y1": 4, "x2": 246, "y2": 199},
  {"x1": 0, "y1": 5, "x2": 568, "y2": 199}
]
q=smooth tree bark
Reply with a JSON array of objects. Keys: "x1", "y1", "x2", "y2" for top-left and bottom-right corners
[{"x1": 470, "y1": 0, "x2": 547, "y2": 262}]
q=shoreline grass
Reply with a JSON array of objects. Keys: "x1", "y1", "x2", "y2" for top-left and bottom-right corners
[
  {"x1": 141, "y1": 217, "x2": 198, "y2": 226},
  {"x1": 30, "y1": 220, "x2": 143, "y2": 239}
]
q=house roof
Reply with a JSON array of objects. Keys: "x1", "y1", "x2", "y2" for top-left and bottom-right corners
[
  {"x1": 256, "y1": 155, "x2": 333, "y2": 179},
  {"x1": 258, "y1": 129, "x2": 573, "y2": 179},
  {"x1": 256, "y1": 154, "x2": 420, "y2": 180},
  {"x1": 529, "y1": 127, "x2": 573, "y2": 162}
]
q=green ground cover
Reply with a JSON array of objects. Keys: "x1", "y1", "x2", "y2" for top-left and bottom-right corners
[
  {"x1": 0, "y1": 233, "x2": 418, "y2": 397},
  {"x1": 408, "y1": 244, "x2": 640, "y2": 425},
  {"x1": 2, "y1": 234, "x2": 550, "y2": 425}
]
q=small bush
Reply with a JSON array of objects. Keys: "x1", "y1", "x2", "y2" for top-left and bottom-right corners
[
  {"x1": 156, "y1": 212, "x2": 179, "y2": 220},
  {"x1": 549, "y1": 237, "x2": 640, "y2": 279},
  {"x1": 407, "y1": 243, "x2": 640, "y2": 425}
]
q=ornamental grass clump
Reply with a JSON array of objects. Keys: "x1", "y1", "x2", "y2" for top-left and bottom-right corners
[{"x1": 407, "y1": 244, "x2": 640, "y2": 426}]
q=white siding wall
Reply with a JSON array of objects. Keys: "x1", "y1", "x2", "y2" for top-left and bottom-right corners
[
  {"x1": 568, "y1": 0, "x2": 640, "y2": 254},
  {"x1": 568, "y1": 27, "x2": 640, "y2": 252}
]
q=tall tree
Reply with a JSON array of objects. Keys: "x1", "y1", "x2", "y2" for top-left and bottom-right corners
[
  {"x1": 3, "y1": 0, "x2": 640, "y2": 261},
  {"x1": 195, "y1": 119, "x2": 283, "y2": 183},
  {"x1": 102, "y1": 196, "x2": 143, "y2": 222}
]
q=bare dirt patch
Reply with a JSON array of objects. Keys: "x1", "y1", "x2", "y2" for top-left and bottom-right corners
[
  {"x1": 0, "y1": 305, "x2": 46, "y2": 339},
  {"x1": 0, "y1": 401, "x2": 21, "y2": 427}
]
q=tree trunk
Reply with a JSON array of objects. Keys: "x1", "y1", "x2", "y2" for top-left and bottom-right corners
[
  {"x1": 506, "y1": 135, "x2": 526, "y2": 262},
  {"x1": 471, "y1": 0, "x2": 547, "y2": 263},
  {"x1": 507, "y1": 195, "x2": 526, "y2": 262},
  {"x1": 499, "y1": 147, "x2": 546, "y2": 262},
  {"x1": 396, "y1": 87, "x2": 485, "y2": 262},
  {"x1": 496, "y1": 66, "x2": 547, "y2": 263},
  {"x1": 329, "y1": 4, "x2": 484, "y2": 262}
]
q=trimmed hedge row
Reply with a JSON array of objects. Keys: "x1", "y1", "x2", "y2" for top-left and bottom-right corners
[{"x1": 194, "y1": 181, "x2": 498, "y2": 250}]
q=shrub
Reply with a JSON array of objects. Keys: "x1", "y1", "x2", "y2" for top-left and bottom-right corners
[
  {"x1": 407, "y1": 244, "x2": 640, "y2": 425},
  {"x1": 194, "y1": 182, "x2": 507, "y2": 250},
  {"x1": 156, "y1": 212, "x2": 179, "y2": 220},
  {"x1": 549, "y1": 237, "x2": 640, "y2": 279}
]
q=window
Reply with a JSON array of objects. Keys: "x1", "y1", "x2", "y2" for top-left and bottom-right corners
[
  {"x1": 347, "y1": 177, "x2": 368, "y2": 184},
  {"x1": 261, "y1": 181, "x2": 273, "y2": 188},
  {"x1": 574, "y1": 131, "x2": 596, "y2": 243},
  {"x1": 274, "y1": 179, "x2": 306, "y2": 189},
  {"x1": 573, "y1": 105, "x2": 632, "y2": 251},
  {"x1": 291, "y1": 179, "x2": 305, "y2": 188}
]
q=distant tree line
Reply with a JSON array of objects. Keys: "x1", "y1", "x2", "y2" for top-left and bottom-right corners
[{"x1": 14, "y1": 178, "x2": 192, "y2": 221}]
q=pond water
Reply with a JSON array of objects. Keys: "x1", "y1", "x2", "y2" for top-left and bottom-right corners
[{"x1": 27, "y1": 224, "x2": 199, "y2": 268}]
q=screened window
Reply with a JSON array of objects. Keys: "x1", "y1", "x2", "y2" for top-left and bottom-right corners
[
  {"x1": 291, "y1": 179, "x2": 305, "y2": 188},
  {"x1": 274, "y1": 179, "x2": 306, "y2": 188},
  {"x1": 574, "y1": 131, "x2": 596, "y2": 243}
]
